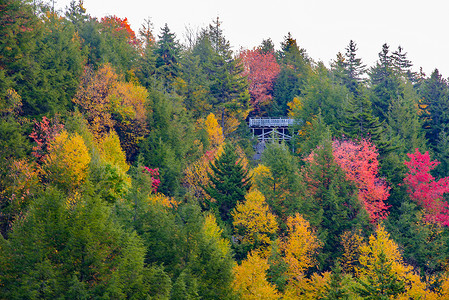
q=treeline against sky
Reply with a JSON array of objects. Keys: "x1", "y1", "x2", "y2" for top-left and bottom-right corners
[{"x1": 3, "y1": 0, "x2": 449, "y2": 298}]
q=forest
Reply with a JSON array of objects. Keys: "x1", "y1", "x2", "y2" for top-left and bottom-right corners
[{"x1": 3, "y1": 0, "x2": 449, "y2": 299}]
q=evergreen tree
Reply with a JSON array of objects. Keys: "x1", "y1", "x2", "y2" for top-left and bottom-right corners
[
  {"x1": 340, "y1": 87, "x2": 391, "y2": 154},
  {"x1": 324, "y1": 262, "x2": 351, "y2": 300},
  {"x1": 342, "y1": 40, "x2": 366, "y2": 94},
  {"x1": 419, "y1": 68, "x2": 449, "y2": 147},
  {"x1": 155, "y1": 23, "x2": 181, "y2": 90},
  {"x1": 392, "y1": 45, "x2": 416, "y2": 83},
  {"x1": 135, "y1": 18, "x2": 157, "y2": 90},
  {"x1": 204, "y1": 143, "x2": 251, "y2": 224},
  {"x1": 269, "y1": 33, "x2": 311, "y2": 116},
  {"x1": 355, "y1": 251, "x2": 405, "y2": 299},
  {"x1": 369, "y1": 43, "x2": 401, "y2": 121},
  {"x1": 260, "y1": 141, "x2": 303, "y2": 219},
  {"x1": 303, "y1": 137, "x2": 369, "y2": 269}
]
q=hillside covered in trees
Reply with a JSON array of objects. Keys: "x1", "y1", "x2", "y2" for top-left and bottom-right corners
[{"x1": 3, "y1": 1, "x2": 449, "y2": 298}]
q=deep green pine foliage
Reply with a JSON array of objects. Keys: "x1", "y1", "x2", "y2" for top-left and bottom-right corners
[
  {"x1": 341, "y1": 87, "x2": 392, "y2": 154},
  {"x1": 269, "y1": 33, "x2": 311, "y2": 116},
  {"x1": 303, "y1": 137, "x2": 368, "y2": 269},
  {"x1": 324, "y1": 262, "x2": 351, "y2": 300},
  {"x1": 354, "y1": 251, "x2": 405, "y2": 299},
  {"x1": 260, "y1": 141, "x2": 302, "y2": 220},
  {"x1": 392, "y1": 46, "x2": 417, "y2": 83},
  {"x1": 369, "y1": 43, "x2": 401, "y2": 121},
  {"x1": 205, "y1": 143, "x2": 251, "y2": 223},
  {"x1": 135, "y1": 18, "x2": 157, "y2": 90},
  {"x1": 0, "y1": 188, "x2": 150, "y2": 299},
  {"x1": 155, "y1": 23, "x2": 181, "y2": 89},
  {"x1": 419, "y1": 69, "x2": 449, "y2": 147},
  {"x1": 342, "y1": 40, "x2": 366, "y2": 94}
]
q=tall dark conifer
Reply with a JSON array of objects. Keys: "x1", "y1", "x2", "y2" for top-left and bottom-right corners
[
  {"x1": 369, "y1": 43, "x2": 401, "y2": 121},
  {"x1": 204, "y1": 143, "x2": 251, "y2": 224},
  {"x1": 342, "y1": 40, "x2": 366, "y2": 94},
  {"x1": 155, "y1": 23, "x2": 181, "y2": 89}
]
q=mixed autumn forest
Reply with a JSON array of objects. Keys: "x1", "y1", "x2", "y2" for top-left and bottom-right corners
[{"x1": 4, "y1": 0, "x2": 449, "y2": 299}]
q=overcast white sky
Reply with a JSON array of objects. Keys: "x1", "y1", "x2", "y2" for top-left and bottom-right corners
[{"x1": 55, "y1": 0, "x2": 449, "y2": 78}]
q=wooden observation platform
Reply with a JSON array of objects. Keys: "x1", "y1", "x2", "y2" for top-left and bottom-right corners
[{"x1": 248, "y1": 117, "x2": 295, "y2": 142}]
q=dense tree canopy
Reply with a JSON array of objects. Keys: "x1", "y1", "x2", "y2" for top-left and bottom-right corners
[{"x1": 2, "y1": 2, "x2": 449, "y2": 298}]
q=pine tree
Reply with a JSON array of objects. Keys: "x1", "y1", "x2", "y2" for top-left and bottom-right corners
[
  {"x1": 304, "y1": 138, "x2": 368, "y2": 268},
  {"x1": 204, "y1": 143, "x2": 251, "y2": 224},
  {"x1": 155, "y1": 23, "x2": 181, "y2": 90},
  {"x1": 355, "y1": 251, "x2": 405, "y2": 299},
  {"x1": 419, "y1": 68, "x2": 449, "y2": 147},
  {"x1": 340, "y1": 87, "x2": 392, "y2": 154},
  {"x1": 369, "y1": 43, "x2": 401, "y2": 121},
  {"x1": 342, "y1": 40, "x2": 366, "y2": 94}
]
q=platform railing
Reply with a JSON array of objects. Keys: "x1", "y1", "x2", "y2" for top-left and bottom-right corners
[{"x1": 249, "y1": 118, "x2": 295, "y2": 127}]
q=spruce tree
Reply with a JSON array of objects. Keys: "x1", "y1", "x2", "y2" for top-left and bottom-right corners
[
  {"x1": 341, "y1": 87, "x2": 392, "y2": 154},
  {"x1": 304, "y1": 137, "x2": 368, "y2": 269},
  {"x1": 155, "y1": 23, "x2": 181, "y2": 89},
  {"x1": 204, "y1": 143, "x2": 251, "y2": 224},
  {"x1": 342, "y1": 40, "x2": 366, "y2": 94},
  {"x1": 355, "y1": 251, "x2": 405, "y2": 299},
  {"x1": 369, "y1": 43, "x2": 401, "y2": 121}
]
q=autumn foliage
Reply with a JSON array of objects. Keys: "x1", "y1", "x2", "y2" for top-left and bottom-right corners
[
  {"x1": 332, "y1": 139, "x2": 390, "y2": 222},
  {"x1": 239, "y1": 49, "x2": 280, "y2": 112},
  {"x1": 404, "y1": 149, "x2": 449, "y2": 225},
  {"x1": 100, "y1": 15, "x2": 138, "y2": 46}
]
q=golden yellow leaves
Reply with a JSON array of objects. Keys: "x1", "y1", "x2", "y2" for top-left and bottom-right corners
[
  {"x1": 232, "y1": 189, "x2": 278, "y2": 250},
  {"x1": 98, "y1": 130, "x2": 130, "y2": 174},
  {"x1": 283, "y1": 213, "x2": 322, "y2": 280},
  {"x1": 287, "y1": 96, "x2": 302, "y2": 118},
  {"x1": 44, "y1": 130, "x2": 90, "y2": 191},
  {"x1": 203, "y1": 214, "x2": 232, "y2": 258},
  {"x1": 233, "y1": 251, "x2": 280, "y2": 300},
  {"x1": 205, "y1": 113, "x2": 224, "y2": 147}
]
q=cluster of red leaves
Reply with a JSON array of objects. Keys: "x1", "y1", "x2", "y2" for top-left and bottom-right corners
[
  {"x1": 332, "y1": 139, "x2": 390, "y2": 222},
  {"x1": 239, "y1": 49, "x2": 280, "y2": 111},
  {"x1": 100, "y1": 16, "x2": 138, "y2": 46},
  {"x1": 29, "y1": 116, "x2": 64, "y2": 162},
  {"x1": 142, "y1": 166, "x2": 161, "y2": 193},
  {"x1": 404, "y1": 149, "x2": 449, "y2": 225}
]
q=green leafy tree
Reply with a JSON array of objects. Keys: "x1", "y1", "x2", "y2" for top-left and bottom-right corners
[
  {"x1": 204, "y1": 143, "x2": 251, "y2": 224},
  {"x1": 0, "y1": 188, "x2": 152, "y2": 298}
]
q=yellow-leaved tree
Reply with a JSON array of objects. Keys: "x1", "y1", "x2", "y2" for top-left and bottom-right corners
[
  {"x1": 72, "y1": 64, "x2": 118, "y2": 139},
  {"x1": 232, "y1": 251, "x2": 280, "y2": 300},
  {"x1": 44, "y1": 130, "x2": 90, "y2": 191},
  {"x1": 205, "y1": 113, "x2": 224, "y2": 148},
  {"x1": 282, "y1": 213, "x2": 323, "y2": 299},
  {"x1": 98, "y1": 130, "x2": 130, "y2": 174},
  {"x1": 232, "y1": 188, "x2": 278, "y2": 253},
  {"x1": 340, "y1": 229, "x2": 365, "y2": 274},
  {"x1": 356, "y1": 224, "x2": 436, "y2": 299},
  {"x1": 108, "y1": 81, "x2": 149, "y2": 160}
]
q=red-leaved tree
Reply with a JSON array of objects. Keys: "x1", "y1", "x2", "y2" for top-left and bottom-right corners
[
  {"x1": 100, "y1": 16, "x2": 138, "y2": 46},
  {"x1": 239, "y1": 49, "x2": 280, "y2": 113},
  {"x1": 332, "y1": 139, "x2": 390, "y2": 222},
  {"x1": 404, "y1": 149, "x2": 449, "y2": 225}
]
